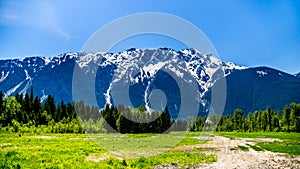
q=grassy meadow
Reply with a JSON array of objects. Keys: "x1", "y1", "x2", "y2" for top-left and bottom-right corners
[
  {"x1": 1, "y1": 131, "x2": 299, "y2": 168},
  {"x1": 0, "y1": 132, "x2": 215, "y2": 169}
]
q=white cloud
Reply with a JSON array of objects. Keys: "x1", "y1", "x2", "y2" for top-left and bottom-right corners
[
  {"x1": 0, "y1": 0, "x2": 70, "y2": 39},
  {"x1": 35, "y1": 1, "x2": 70, "y2": 39},
  {"x1": 1, "y1": 14, "x2": 19, "y2": 20}
]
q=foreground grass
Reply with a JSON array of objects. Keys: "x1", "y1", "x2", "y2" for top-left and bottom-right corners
[
  {"x1": 257, "y1": 141, "x2": 300, "y2": 156},
  {"x1": 215, "y1": 132, "x2": 300, "y2": 140},
  {"x1": 216, "y1": 132, "x2": 300, "y2": 156},
  {"x1": 0, "y1": 132, "x2": 215, "y2": 169},
  {"x1": 0, "y1": 133, "x2": 104, "y2": 168},
  {"x1": 101, "y1": 149, "x2": 215, "y2": 169}
]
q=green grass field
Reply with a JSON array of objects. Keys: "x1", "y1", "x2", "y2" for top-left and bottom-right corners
[
  {"x1": 0, "y1": 132, "x2": 215, "y2": 169},
  {"x1": 216, "y1": 132, "x2": 300, "y2": 156},
  {"x1": 1, "y1": 132, "x2": 299, "y2": 168}
]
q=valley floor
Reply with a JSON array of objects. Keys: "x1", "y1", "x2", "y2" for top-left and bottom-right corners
[{"x1": 0, "y1": 132, "x2": 299, "y2": 168}]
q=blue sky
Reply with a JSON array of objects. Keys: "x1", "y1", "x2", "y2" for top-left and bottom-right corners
[{"x1": 0, "y1": 0, "x2": 299, "y2": 74}]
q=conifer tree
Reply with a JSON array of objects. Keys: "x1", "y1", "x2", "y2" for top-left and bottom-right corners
[{"x1": 282, "y1": 105, "x2": 291, "y2": 132}]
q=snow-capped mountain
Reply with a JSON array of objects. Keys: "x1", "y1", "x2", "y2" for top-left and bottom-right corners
[
  {"x1": 295, "y1": 72, "x2": 300, "y2": 78},
  {"x1": 0, "y1": 48, "x2": 239, "y2": 100},
  {"x1": 1, "y1": 48, "x2": 300, "y2": 116}
]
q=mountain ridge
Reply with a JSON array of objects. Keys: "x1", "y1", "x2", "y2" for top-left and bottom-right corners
[{"x1": 0, "y1": 48, "x2": 299, "y2": 116}]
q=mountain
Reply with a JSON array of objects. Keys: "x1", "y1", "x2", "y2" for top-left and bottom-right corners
[
  {"x1": 221, "y1": 67, "x2": 300, "y2": 114},
  {"x1": 295, "y1": 72, "x2": 300, "y2": 78},
  {"x1": 0, "y1": 54, "x2": 78, "y2": 102},
  {"x1": 0, "y1": 48, "x2": 299, "y2": 117}
]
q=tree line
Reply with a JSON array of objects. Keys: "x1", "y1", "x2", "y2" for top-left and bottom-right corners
[
  {"x1": 101, "y1": 104, "x2": 171, "y2": 133},
  {"x1": 0, "y1": 88, "x2": 299, "y2": 133},
  {"x1": 214, "y1": 104, "x2": 300, "y2": 132},
  {"x1": 0, "y1": 89, "x2": 97, "y2": 133},
  {"x1": 187, "y1": 104, "x2": 300, "y2": 133},
  {"x1": 0, "y1": 89, "x2": 172, "y2": 134}
]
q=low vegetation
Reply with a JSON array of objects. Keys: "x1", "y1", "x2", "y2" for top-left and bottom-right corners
[
  {"x1": 216, "y1": 132, "x2": 300, "y2": 140},
  {"x1": 257, "y1": 141, "x2": 300, "y2": 156},
  {"x1": 0, "y1": 133, "x2": 215, "y2": 169},
  {"x1": 175, "y1": 137, "x2": 206, "y2": 146},
  {"x1": 246, "y1": 144, "x2": 264, "y2": 151}
]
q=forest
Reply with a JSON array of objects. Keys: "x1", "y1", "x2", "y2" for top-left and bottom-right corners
[{"x1": 0, "y1": 88, "x2": 299, "y2": 134}]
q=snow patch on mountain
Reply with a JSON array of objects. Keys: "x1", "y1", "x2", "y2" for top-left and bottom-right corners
[
  {"x1": 24, "y1": 70, "x2": 31, "y2": 80},
  {"x1": 142, "y1": 62, "x2": 165, "y2": 77},
  {"x1": 40, "y1": 90, "x2": 48, "y2": 102},
  {"x1": 144, "y1": 81, "x2": 151, "y2": 112},
  {"x1": 225, "y1": 62, "x2": 246, "y2": 70},
  {"x1": 19, "y1": 70, "x2": 33, "y2": 95},
  {"x1": 0, "y1": 71, "x2": 9, "y2": 82},
  {"x1": 104, "y1": 83, "x2": 112, "y2": 107},
  {"x1": 44, "y1": 57, "x2": 51, "y2": 65},
  {"x1": 5, "y1": 80, "x2": 24, "y2": 97},
  {"x1": 257, "y1": 70, "x2": 268, "y2": 77}
]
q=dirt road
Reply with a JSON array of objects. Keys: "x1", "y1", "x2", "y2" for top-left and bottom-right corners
[{"x1": 199, "y1": 136, "x2": 300, "y2": 169}]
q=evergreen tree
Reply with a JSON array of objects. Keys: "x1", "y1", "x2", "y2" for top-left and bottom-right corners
[
  {"x1": 33, "y1": 96, "x2": 41, "y2": 125},
  {"x1": 117, "y1": 111, "x2": 131, "y2": 134},
  {"x1": 101, "y1": 104, "x2": 118, "y2": 132},
  {"x1": 289, "y1": 103, "x2": 299, "y2": 132},
  {"x1": 247, "y1": 112, "x2": 254, "y2": 132},
  {"x1": 261, "y1": 110, "x2": 267, "y2": 131},
  {"x1": 161, "y1": 106, "x2": 171, "y2": 132},
  {"x1": 60, "y1": 101, "x2": 67, "y2": 120},
  {"x1": 0, "y1": 91, "x2": 3, "y2": 122},
  {"x1": 233, "y1": 109, "x2": 244, "y2": 131},
  {"x1": 271, "y1": 110, "x2": 280, "y2": 132},
  {"x1": 67, "y1": 103, "x2": 76, "y2": 120},
  {"x1": 282, "y1": 105, "x2": 291, "y2": 132},
  {"x1": 295, "y1": 104, "x2": 300, "y2": 132},
  {"x1": 266, "y1": 106, "x2": 272, "y2": 131},
  {"x1": 24, "y1": 93, "x2": 31, "y2": 114},
  {"x1": 30, "y1": 87, "x2": 34, "y2": 105}
]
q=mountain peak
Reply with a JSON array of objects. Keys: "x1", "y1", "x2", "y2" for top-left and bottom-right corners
[
  {"x1": 224, "y1": 62, "x2": 247, "y2": 70},
  {"x1": 0, "y1": 48, "x2": 233, "y2": 100}
]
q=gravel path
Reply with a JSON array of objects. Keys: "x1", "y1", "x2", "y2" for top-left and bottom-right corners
[
  {"x1": 199, "y1": 136, "x2": 300, "y2": 169},
  {"x1": 156, "y1": 135, "x2": 300, "y2": 169}
]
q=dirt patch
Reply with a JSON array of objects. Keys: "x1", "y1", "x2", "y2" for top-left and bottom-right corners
[
  {"x1": 255, "y1": 138, "x2": 283, "y2": 142},
  {"x1": 83, "y1": 137, "x2": 93, "y2": 140},
  {"x1": 86, "y1": 153, "x2": 110, "y2": 162},
  {"x1": 109, "y1": 149, "x2": 172, "y2": 159},
  {"x1": 86, "y1": 153, "x2": 123, "y2": 162},
  {"x1": 29, "y1": 136, "x2": 57, "y2": 139},
  {"x1": 69, "y1": 138, "x2": 80, "y2": 140},
  {"x1": 198, "y1": 136, "x2": 300, "y2": 169},
  {"x1": 154, "y1": 164, "x2": 180, "y2": 169}
]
